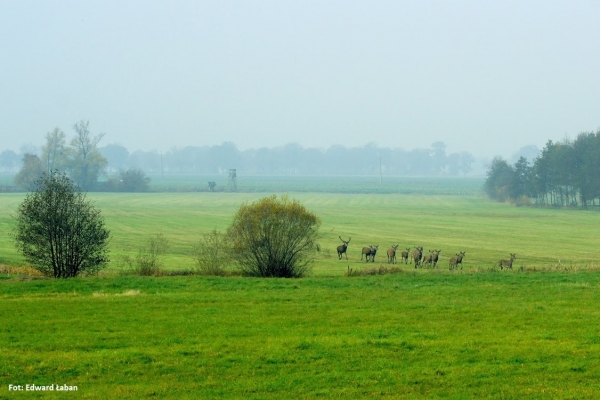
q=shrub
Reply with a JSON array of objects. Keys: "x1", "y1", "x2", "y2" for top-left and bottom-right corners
[
  {"x1": 227, "y1": 195, "x2": 321, "y2": 278},
  {"x1": 193, "y1": 230, "x2": 229, "y2": 276},
  {"x1": 134, "y1": 233, "x2": 169, "y2": 276},
  {"x1": 104, "y1": 168, "x2": 151, "y2": 192}
]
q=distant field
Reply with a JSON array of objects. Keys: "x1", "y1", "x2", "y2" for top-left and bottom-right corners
[
  {"x1": 146, "y1": 174, "x2": 485, "y2": 195},
  {"x1": 0, "y1": 173, "x2": 485, "y2": 195},
  {"x1": 1, "y1": 190, "x2": 599, "y2": 272}
]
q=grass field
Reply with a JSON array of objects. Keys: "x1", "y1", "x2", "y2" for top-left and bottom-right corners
[
  {"x1": 2, "y1": 273, "x2": 600, "y2": 398},
  {"x1": 145, "y1": 174, "x2": 485, "y2": 196},
  {"x1": 2, "y1": 184, "x2": 600, "y2": 398},
  {"x1": 1, "y1": 190, "x2": 599, "y2": 273}
]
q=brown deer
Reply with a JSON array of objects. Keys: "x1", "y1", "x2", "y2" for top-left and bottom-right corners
[
  {"x1": 337, "y1": 236, "x2": 351, "y2": 260},
  {"x1": 361, "y1": 245, "x2": 379, "y2": 262},
  {"x1": 498, "y1": 253, "x2": 516, "y2": 270},
  {"x1": 431, "y1": 250, "x2": 441, "y2": 268},
  {"x1": 412, "y1": 246, "x2": 423, "y2": 268},
  {"x1": 361, "y1": 245, "x2": 374, "y2": 262},
  {"x1": 401, "y1": 247, "x2": 411, "y2": 264},
  {"x1": 422, "y1": 250, "x2": 434, "y2": 268},
  {"x1": 387, "y1": 244, "x2": 399, "y2": 264},
  {"x1": 449, "y1": 252, "x2": 465, "y2": 270}
]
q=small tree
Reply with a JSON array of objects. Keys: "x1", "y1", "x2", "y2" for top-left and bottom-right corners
[
  {"x1": 227, "y1": 195, "x2": 321, "y2": 277},
  {"x1": 13, "y1": 171, "x2": 110, "y2": 278}
]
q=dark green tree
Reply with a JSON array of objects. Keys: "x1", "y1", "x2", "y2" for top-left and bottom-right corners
[
  {"x1": 13, "y1": 171, "x2": 110, "y2": 278},
  {"x1": 509, "y1": 157, "x2": 531, "y2": 200},
  {"x1": 571, "y1": 131, "x2": 600, "y2": 208},
  {"x1": 484, "y1": 157, "x2": 514, "y2": 202}
]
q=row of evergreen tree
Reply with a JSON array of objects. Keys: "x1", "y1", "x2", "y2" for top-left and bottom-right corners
[{"x1": 485, "y1": 129, "x2": 600, "y2": 209}]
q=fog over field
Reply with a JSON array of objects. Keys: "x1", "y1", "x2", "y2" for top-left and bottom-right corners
[{"x1": 1, "y1": 1, "x2": 599, "y2": 159}]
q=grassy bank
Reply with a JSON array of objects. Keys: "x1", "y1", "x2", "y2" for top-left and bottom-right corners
[{"x1": 2, "y1": 272, "x2": 600, "y2": 398}]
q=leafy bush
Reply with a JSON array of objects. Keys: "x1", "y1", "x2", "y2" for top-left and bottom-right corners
[{"x1": 227, "y1": 195, "x2": 321, "y2": 278}]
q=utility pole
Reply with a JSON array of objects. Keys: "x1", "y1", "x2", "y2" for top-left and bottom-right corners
[
  {"x1": 160, "y1": 152, "x2": 164, "y2": 180},
  {"x1": 379, "y1": 153, "x2": 382, "y2": 184}
]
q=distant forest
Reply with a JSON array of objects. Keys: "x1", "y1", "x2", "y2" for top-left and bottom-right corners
[
  {"x1": 485, "y1": 129, "x2": 600, "y2": 209},
  {"x1": 95, "y1": 141, "x2": 476, "y2": 176}
]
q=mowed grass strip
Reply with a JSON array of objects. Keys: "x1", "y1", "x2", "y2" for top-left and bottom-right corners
[
  {"x1": 2, "y1": 273, "x2": 600, "y2": 398},
  {"x1": 2, "y1": 192, "x2": 600, "y2": 273}
]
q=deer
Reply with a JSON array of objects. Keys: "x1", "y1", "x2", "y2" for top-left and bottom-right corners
[
  {"x1": 412, "y1": 246, "x2": 423, "y2": 268},
  {"x1": 498, "y1": 253, "x2": 516, "y2": 270},
  {"x1": 370, "y1": 245, "x2": 379, "y2": 263},
  {"x1": 431, "y1": 250, "x2": 441, "y2": 268},
  {"x1": 422, "y1": 250, "x2": 434, "y2": 268},
  {"x1": 387, "y1": 244, "x2": 399, "y2": 264},
  {"x1": 337, "y1": 236, "x2": 351, "y2": 260},
  {"x1": 449, "y1": 252, "x2": 465, "y2": 270},
  {"x1": 361, "y1": 245, "x2": 379, "y2": 262},
  {"x1": 401, "y1": 248, "x2": 411, "y2": 264},
  {"x1": 361, "y1": 245, "x2": 374, "y2": 262}
]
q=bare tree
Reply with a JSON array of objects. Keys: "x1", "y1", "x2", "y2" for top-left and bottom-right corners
[
  {"x1": 41, "y1": 127, "x2": 67, "y2": 173},
  {"x1": 69, "y1": 120, "x2": 107, "y2": 190}
]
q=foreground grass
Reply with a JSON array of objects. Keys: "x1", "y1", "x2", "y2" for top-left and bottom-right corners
[{"x1": 1, "y1": 271, "x2": 600, "y2": 399}]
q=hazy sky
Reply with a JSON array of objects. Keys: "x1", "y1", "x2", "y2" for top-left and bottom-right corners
[{"x1": 1, "y1": 0, "x2": 599, "y2": 157}]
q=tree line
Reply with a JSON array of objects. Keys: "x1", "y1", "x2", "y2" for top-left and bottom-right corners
[
  {"x1": 3, "y1": 138, "x2": 480, "y2": 183},
  {"x1": 485, "y1": 129, "x2": 600, "y2": 209},
  {"x1": 98, "y1": 141, "x2": 476, "y2": 176}
]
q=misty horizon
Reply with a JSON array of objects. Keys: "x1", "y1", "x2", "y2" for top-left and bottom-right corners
[{"x1": 2, "y1": 1, "x2": 598, "y2": 159}]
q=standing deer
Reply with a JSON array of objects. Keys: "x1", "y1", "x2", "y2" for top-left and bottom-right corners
[
  {"x1": 431, "y1": 250, "x2": 442, "y2": 268},
  {"x1": 337, "y1": 236, "x2": 351, "y2": 260},
  {"x1": 449, "y1": 252, "x2": 465, "y2": 270},
  {"x1": 422, "y1": 250, "x2": 434, "y2": 268},
  {"x1": 370, "y1": 245, "x2": 379, "y2": 263},
  {"x1": 412, "y1": 246, "x2": 423, "y2": 268},
  {"x1": 401, "y1": 248, "x2": 411, "y2": 264},
  {"x1": 387, "y1": 244, "x2": 399, "y2": 264},
  {"x1": 498, "y1": 253, "x2": 516, "y2": 270},
  {"x1": 361, "y1": 245, "x2": 374, "y2": 262}
]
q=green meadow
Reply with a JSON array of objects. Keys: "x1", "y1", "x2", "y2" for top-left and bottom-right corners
[
  {"x1": 2, "y1": 182, "x2": 600, "y2": 398},
  {"x1": 1, "y1": 189, "x2": 600, "y2": 273}
]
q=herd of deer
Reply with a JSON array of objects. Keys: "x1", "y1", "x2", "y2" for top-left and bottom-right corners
[{"x1": 336, "y1": 237, "x2": 517, "y2": 270}]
